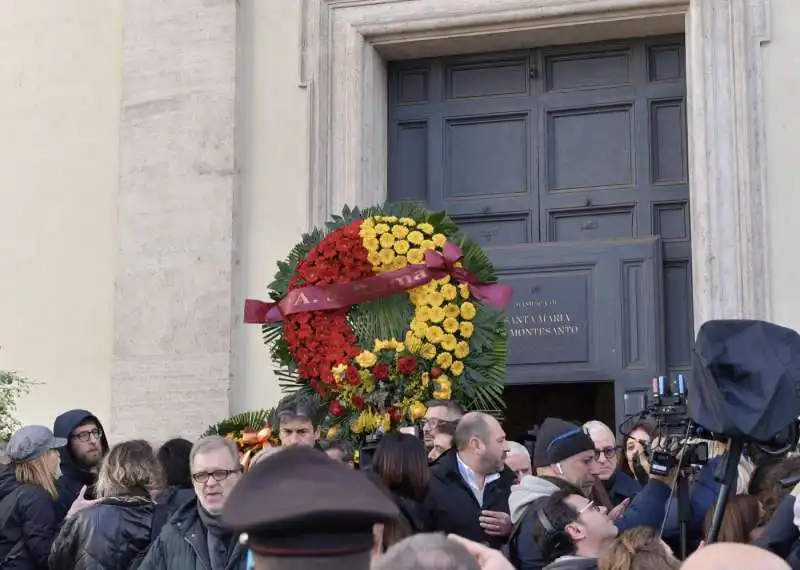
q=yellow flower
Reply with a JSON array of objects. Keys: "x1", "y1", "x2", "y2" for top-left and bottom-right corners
[
  {"x1": 416, "y1": 306, "x2": 431, "y2": 322},
  {"x1": 454, "y1": 341, "x2": 470, "y2": 359},
  {"x1": 407, "y1": 248, "x2": 425, "y2": 265},
  {"x1": 440, "y1": 334, "x2": 457, "y2": 352},
  {"x1": 425, "y1": 326, "x2": 444, "y2": 344},
  {"x1": 420, "y1": 343, "x2": 437, "y2": 360},
  {"x1": 444, "y1": 303, "x2": 461, "y2": 319},
  {"x1": 367, "y1": 251, "x2": 381, "y2": 266},
  {"x1": 459, "y1": 321, "x2": 475, "y2": 338},
  {"x1": 355, "y1": 351, "x2": 377, "y2": 368},
  {"x1": 443, "y1": 317, "x2": 460, "y2": 334},
  {"x1": 380, "y1": 412, "x2": 392, "y2": 432},
  {"x1": 450, "y1": 360, "x2": 465, "y2": 376},
  {"x1": 429, "y1": 306, "x2": 445, "y2": 323},
  {"x1": 409, "y1": 402, "x2": 427, "y2": 421},
  {"x1": 407, "y1": 230, "x2": 424, "y2": 245},
  {"x1": 426, "y1": 291, "x2": 444, "y2": 308},
  {"x1": 394, "y1": 240, "x2": 410, "y2": 255},
  {"x1": 391, "y1": 225, "x2": 409, "y2": 239},
  {"x1": 364, "y1": 237, "x2": 380, "y2": 252},
  {"x1": 378, "y1": 249, "x2": 396, "y2": 265},
  {"x1": 436, "y1": 352, "x2": 453, "y2": 369},
  {"x1": 438, "y1": 275, "x2": 451, "y2": 284},
  {"x1": 405, "y1": 332, "x2": 423, "y2": 353},
  {"x1": 374, "y1": 340, "x2": 387, "y2": 352},
  {"x1": 395, "y1": 343, "x2": 406, "y2": 353},
  {"x1": 418, "y1": 223, "x2": 434, "y2": 235},
  {"x1": 375, "y1": 223, "x2": 390, "y2": 234},
  {"x1": 384, "y1": 215, "x2": 398, "y2": 223},
  {"x1": 392, "y1": 256, "x2": 409, "y2": 270},
  {"x1": 460, "y1": 302, "x2": 477, "y2": 320},
  {"x1": 433, "y1": 376, "x2": 451, "y2": 399},
  {"x1": 421, "y1": 372, "x2": 430, "y2": 388},
  {"x1": 399, "y1": 217, "x2": 416, "y2": 227},
  {"x1": 441, "y1": 284, "x2": 458, "y2": 301},
  {"x1": 362, "y1": 218, "x2": 375, "y2": 229},
  {"x1": 459, "y1": 283, "x2": 470, "y2": 299},
  {"x1": 379, "y1": 233, "x2": 395, "y2": 249},
  {"x1": 421, "y1": 240, "x2": 435, "y2": 250},
  {"x1": 432, "y1": 233, "x2": 447, "y2": 247},
  {"x1": 327, "y1": 425, "x2": 339, "y2": 439},
  {"x1": 360, "y1": 227, "x2": 377, "y2": 239}
]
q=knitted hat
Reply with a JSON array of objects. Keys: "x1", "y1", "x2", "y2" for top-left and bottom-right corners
[{"x1": 533, "y1": 418, "x2": 595, "y2": 468}]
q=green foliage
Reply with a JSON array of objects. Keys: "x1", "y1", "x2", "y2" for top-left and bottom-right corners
[
  {"x1": 0, "y1": 371, "x2": 32, "y2": 443},
  {"x1": 202, "y1": 409, "x2": 275, "y2": 437},
  {"x1": 348, "y1": 293, "x2": 414, "y2": 349}
]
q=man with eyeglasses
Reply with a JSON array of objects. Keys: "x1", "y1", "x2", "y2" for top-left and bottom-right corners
[
  {"x1": 140, "y1": 436, "x2": 247, "y2": 570},
  {"x1": 52, "y1": 409, "x2": 110, "y2": 521},
  {"x1": 423, "y1": 399, "x2": 462, "y2": 454},
  {"x1": 507, "y1": 418, "x2": 673, "y2": 570},
  {"x1": 583, "y1": 420, "x2": 642, "y2": 509},
  {"x1": 530, "y1": 490, "x2": 618, "y2": 570}
]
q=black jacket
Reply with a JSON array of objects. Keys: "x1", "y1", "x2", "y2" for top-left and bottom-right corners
[
  {"x1": 0, "y1": 466, "x2": 59, "y2": 570},
  {"x1": 602, "y1": 470, "x2": 641, "y2": 507},
  {"x1": 138, "y1": 497, "x2": 247, "y2": 570},
  {"x1": 52, "y1": 410, "x2": 110, "y2": 522},
  {"x1": 423, "y1": 449, "x2": 515, "y2": 548},
  {"x1": 48, "y1": 494, "x2": 157, "y2": 570},
  {"x1": 156, "y1": 486, "x2": 195, "y2": 518}
]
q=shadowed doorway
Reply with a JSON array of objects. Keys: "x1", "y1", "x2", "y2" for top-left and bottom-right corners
[{"x1": 503, "y1": 382, "x2": 616, "y2": 443}]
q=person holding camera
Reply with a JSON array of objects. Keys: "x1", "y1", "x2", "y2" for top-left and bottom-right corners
[{"x1": 507, "y1": 418, "x2": 675, "y2": 570}]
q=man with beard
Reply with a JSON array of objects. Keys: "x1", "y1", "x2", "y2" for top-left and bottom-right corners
[
  {"x1": 424, "y1": 412, "x2": 514, "y2": 548},
  {"x1": 52, "y1": 409, "x2": 110, "y2": 520},
  {"x1": 508, "y1": 418, "x2": 672, "y2": 570}
]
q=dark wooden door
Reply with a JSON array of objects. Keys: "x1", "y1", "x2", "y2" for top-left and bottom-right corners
[{"x1": 388, "y1": 36, "x2": 693, "y2": 416}]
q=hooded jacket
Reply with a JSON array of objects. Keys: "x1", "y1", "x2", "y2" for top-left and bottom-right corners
[
  {"x1": 0, "y1": 465, "x2": 59, "y2": 570},
  {"x1": 52, "y1": 410, "x2": 110, "y2": 521},
  {"x1": 508, "y1": 474, "x2": 671, "y2": 570}
]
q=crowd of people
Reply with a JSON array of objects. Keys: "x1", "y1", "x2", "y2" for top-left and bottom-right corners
[{"x1": 1, "y1": 392, "x2": 799, "y2": 569}]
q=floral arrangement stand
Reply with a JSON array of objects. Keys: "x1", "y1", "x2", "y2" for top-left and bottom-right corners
[{"x1": 243, "y1": 203, "x2": 513, "y2": 446}]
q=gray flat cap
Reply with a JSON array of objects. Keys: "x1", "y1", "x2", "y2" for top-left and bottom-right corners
[{"x1": 6, "y1": 425, "x2": 67, "y2": 463}]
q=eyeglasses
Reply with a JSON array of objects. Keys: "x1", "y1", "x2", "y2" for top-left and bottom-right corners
[
  {"x1": 578, "y1": 500, "x2": 600, "y2": 515},
  {"x1": 595, "y1": 446, "x2": 618, "y2": 460},
  {"x1": 191, "y1": 469, "x2": 240, "y2": 484},
  {"x1": 71, "y1": 429, "x2": 103, "y2": 442}
]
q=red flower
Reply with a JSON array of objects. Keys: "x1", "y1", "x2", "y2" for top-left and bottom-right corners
[
  {"x1": 352, "y1": 395, "x2": 365, "y2": 410},
  {"x1": 346, "y1": 365, "x2": 361, "y2": 385},
  {"x1": 388, "y1": 407, "x2": 403, "y2": 422},
  {"x1": 430, "y1": 367, "x2": 443, "y2": 379},
  {"x1": 398, "y1": 356, "x2": 417, "y2": 375},
  {"x1": 373, "y1": 362, "x2": 390, "y2": 380},
  {"x1": 329, "y1": 401, "x2": 346, "y2": 417}
]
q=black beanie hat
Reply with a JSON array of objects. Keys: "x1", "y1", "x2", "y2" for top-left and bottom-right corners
[{"x1": 533, "y1": 418, "x2": 595, "y2": 468}]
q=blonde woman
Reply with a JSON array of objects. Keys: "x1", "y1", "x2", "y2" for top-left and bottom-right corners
[
  {"x1": 49, "y1": 439, "x2": 166, "y2": 570},
  {"x1": 0, "y1": 425, "x2": 66, "y2": 570}
]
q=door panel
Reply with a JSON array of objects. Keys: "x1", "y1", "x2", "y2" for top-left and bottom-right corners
[{"x1": 388, "y1": 36, "x2": 693, "y2": 402}]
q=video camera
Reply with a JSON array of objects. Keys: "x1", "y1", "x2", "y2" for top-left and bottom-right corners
[{"x1": 621, "y1": 374, "x2": 712, "y2": 477}]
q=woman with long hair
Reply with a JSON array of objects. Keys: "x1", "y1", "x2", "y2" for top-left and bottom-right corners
[
  {"x1": 618, "y1": 421, "x2": 654, "y2": 485},
  {"x1": 370, "y1": 432, "x2": 430, "y2": 548},
  {"x1": 599, "y1": 526, "x2": 680, "y2": 570},
  {"x1": 155, "y1": 438, "x2": 195, "y2": 515},
  {"x1": 702, "y1": 494, "x2": 762, "y2": 544},
  {"x1": 0, "y1": 425, "x2": 65, "y2": 569},
  {"x1": 49, "y1": 439, "x2": 166, "y2": 569}
]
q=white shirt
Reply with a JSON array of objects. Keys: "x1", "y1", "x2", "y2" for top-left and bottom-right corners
[{"x1": 457, "y1": 453, "x2": 500, "y2": 506}]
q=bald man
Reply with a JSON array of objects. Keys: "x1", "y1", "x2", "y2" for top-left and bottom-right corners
[
  {"x1": 682, "y1": 543, "x2": 789, "y2": 570},
  {"x1": 424, "y1": 412, "x2": 515, "y2": 549}
]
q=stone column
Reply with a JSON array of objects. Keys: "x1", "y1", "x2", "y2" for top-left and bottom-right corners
[
  {"x1": 686, "y1": 0, "x2": 772, "y2": 328},
  {"x1": 112, "y1": 0, "x2": 238, "y2": 441}
]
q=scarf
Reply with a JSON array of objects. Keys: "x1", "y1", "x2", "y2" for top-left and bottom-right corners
[{"x1": 197, "y1": 504, "x2": 235, "y2": 570}]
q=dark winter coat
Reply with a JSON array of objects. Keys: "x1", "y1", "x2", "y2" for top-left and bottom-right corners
[
  {"x1": 138, "y1": 497, "x2": 247, "y2": 570},
  {"x1": 544, "y1": 556, "x2": 598, "y2": 570},
  {"x1": 156, "y1": 486, "x2": 195, "y2": 518},
  {"x1": 52, "y1": 410, "x2": 110, "y2": 522},
  {"x1": 423, "y1": 449, "x2": 515, "y2": 549},
  {"x1": 602, "y1": 470, "x2": 642, "y2": 507},
  {"x1": 48, "y1": 494, "x2": 157, "y2": 570},
  {"x1": 755, "y1": 493, "x2": 798, "y2": 558},
  {"x1": 0, "y1": 466, "x2": 59, "y2": 570}
]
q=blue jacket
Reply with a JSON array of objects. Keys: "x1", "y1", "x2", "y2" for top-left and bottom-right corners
[
  {"x1": 603, "y1": 471, "x2": 642, "y2": 507},
  {"x1": 52, "y1": 409, "x2": 110, "y2": 522},
  {"x1": 508, "y1": 473, "x2": 671, "y2": 570}
]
